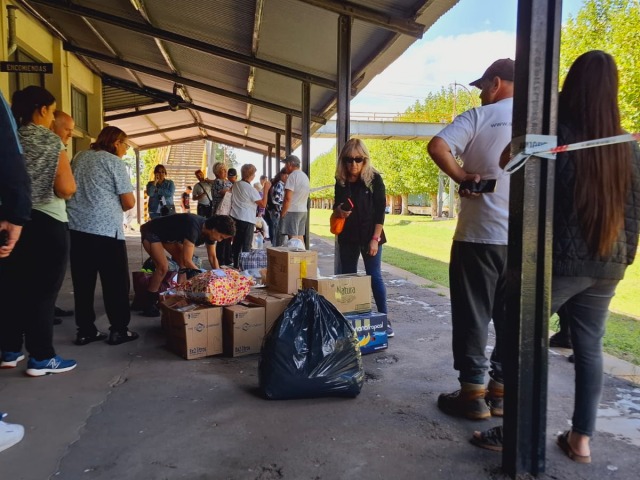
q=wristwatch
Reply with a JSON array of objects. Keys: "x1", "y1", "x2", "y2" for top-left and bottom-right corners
[{"x1": 371, "y1": 235, "x2": 381, "y2": 242}]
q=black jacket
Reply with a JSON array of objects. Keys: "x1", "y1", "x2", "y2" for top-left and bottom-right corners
[
  {"x1": 334, "y1": 172, "x2": 386, "y2": 245},
  {"x1": 553, "y1": 124, "x2": 640, "y2": 280},
  {"x1": 0, "y1": 94, "x2": 31, "y2": 226}
]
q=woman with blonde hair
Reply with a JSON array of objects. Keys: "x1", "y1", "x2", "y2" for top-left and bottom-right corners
[
  {"x1": 333, "y1": 138, "x2": 393, "y2": 337},
  {"x1": 211, "y1": 162, "x2": 233, "y2": 264}
]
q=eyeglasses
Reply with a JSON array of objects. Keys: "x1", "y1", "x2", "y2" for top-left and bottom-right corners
[{"x1": 343, "y1": 156, "x2": 365, "y2": 164}]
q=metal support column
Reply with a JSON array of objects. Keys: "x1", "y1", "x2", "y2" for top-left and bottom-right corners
[
  {"x1": 264, "y1": 151, "x2": 269, "y2": 178},
  {"x1": 336, "y1": 14, "x2": 351, "y2": 155},
  {"x1": 301, "y1": 81, "x2": 311, "y2": 250},
  {"x1": 503, "y1": 0, "x2": 561, "y2": 476},
  {"x1": 274, "y1": 132, "x2": 281, "y2": 177},
  {"x1": 335, "y1": 14, "x2": 351, "y2": 273},
  {"x1": 134, "y1": 148, "x2": 141, "y2": 224},
  {"x1": 285, "y1": 115, "x2": 292, "y2": 156}
]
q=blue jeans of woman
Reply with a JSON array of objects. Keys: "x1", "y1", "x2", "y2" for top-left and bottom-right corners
[
  {"x1": 551, "y1": 275, "x2": 619, "y2": 438},
  {"x1": 338, "y1": 242, "x2": 387, "y2": 314}
]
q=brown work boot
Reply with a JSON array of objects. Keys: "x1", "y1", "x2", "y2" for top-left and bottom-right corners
[
  {"x1": 438, "y1": 383, "x2": 491, "y2": 420},
  {"x1": 485, "y1": 379, "x2": 504, "y2": 417}
]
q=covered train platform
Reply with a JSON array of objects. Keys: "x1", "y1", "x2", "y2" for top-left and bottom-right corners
[{"x1": 0, "y1": 233, "x2": 639, "y2": 480}]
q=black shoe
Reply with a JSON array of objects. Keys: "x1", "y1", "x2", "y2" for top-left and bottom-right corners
[
  {"x1": 140, "y1": 304, "x2": 160, "y2": 317},
  {"x1": 55, "y1": 306, "x2": 74, "y2": 317},
  {"x1": 568, "y1": 354, "x2": 575, "y2": 363},
  {"x1": 53, "y1": 317, "x2": 63, "y2": 325},
  {"x1": 107, "y1": 330, "x2": 139, "y2": 345},
  {"x1": 549, "y1": 331, "x2": 572, "y2": 349},
  {"x1": 74, "y1": 331, "x2": 108, "y2": 346}
]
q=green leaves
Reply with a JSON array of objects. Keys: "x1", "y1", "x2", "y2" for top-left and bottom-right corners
[{"x1": 560, "y1": 0, "x2": 640, "y2": 132}]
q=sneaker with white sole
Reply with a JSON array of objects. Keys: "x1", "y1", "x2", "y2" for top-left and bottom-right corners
[
  {"x1": 25, "y1": 355, "x2": 77, "y2": 377},
  {"x1": 0, "y1": 413, "x2": 25, "y2": 453},
  {"x1": 1, "y1": 352, "x2": 25, "y2": 369}
]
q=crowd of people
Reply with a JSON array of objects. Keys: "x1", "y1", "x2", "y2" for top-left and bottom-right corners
[{"x1": 1, "y1": 49, "x2": 638, "y2": 465}]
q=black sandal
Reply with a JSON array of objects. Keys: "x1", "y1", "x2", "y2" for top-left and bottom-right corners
[{"x1": 470, "y1": 425, "x2": 504, "y2": 452}]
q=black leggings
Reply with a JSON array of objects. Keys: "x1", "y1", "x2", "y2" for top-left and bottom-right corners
[{"x1": 0, "y1": 210, "x2": 68, "y2": 360}]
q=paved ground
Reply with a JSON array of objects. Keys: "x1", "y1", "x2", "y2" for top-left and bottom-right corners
[{"x1": 1, "y1": 233, "x2": 639, "y2": 480}]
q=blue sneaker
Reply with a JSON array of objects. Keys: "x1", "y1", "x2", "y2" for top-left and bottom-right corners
[
  {"x1": 25, "y1": 355, "x2": 77, "y2": 377},
  {"x1": 1, "y1": 352, "x2": 25, "y2": 369},
  {"x1": 386, "y1": 321, "x2": 395, "y2": 338}
]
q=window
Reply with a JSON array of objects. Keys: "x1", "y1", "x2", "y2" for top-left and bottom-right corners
[
  {"x1": 8, "y1": 50, "x2": 44, "y2": 95},
  {"x1": 71, "y1": 87, "x2": 88, "y2": 132}
]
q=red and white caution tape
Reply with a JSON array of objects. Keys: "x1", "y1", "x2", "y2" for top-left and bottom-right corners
[{"x1": 505, "y1": 132, "x2": 640, "y2": 173}]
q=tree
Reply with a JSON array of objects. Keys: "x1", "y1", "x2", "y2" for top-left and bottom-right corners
[
  {"x1": 310, "y1": 147, "x2": 338, "y2": 208},
  {"x1": 560, "y1": 0, "x2": 640, "y2": 132}
]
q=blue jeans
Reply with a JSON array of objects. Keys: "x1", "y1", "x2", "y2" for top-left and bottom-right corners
[
  {"x1": 338, "y1": 242, "x2": 387, "y2": 314},
  {"x1": 551, "y1": 276, "x2": 619, "y2": 438}
]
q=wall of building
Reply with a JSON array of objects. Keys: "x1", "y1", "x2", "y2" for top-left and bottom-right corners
[{"x1": 0, "y1": 0, "x2": 103, "y2": 154}]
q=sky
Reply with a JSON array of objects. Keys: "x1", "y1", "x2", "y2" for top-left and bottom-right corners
[{"x1": 233, "y1": 0, "x2": 585, "y2": 172}]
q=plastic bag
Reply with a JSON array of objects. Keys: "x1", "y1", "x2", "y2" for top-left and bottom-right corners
[
  {"x1": 184, "y1": 268, "x2": 253, "y2": 305},
  {"x1": 130, "y1": 270, "x2": 177, "y2": 310},
  {"x1": 258, "y1": 289, "x2": 364, "y2": 399}
]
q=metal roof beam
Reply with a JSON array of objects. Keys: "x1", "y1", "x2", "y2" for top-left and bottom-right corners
[
  {"x1": 137, "y1": 135, "x2": 207, "y2": 151},
  {"x1": 139, "y1": 134, "x2": 269, "y2": 156},
  {"x1": 128, "y1": 123, "x2": 199, "y2": 139},
  {"x1": 65, "y1": 44, "x2": 326, "y2": 124},
  {"x1": 27, "y1": 0, "x2": 336, "y2": 90},
  {"x1": 105, "y1": 106, "x2": 171, "y2": 121},
  {"x1": 296, "y1": 0, "x2": 424, "y2": 38}
]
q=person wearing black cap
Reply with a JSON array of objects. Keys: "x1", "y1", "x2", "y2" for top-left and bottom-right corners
[
  {"x1": 227, "y1": 168, "x2": 238, "y2": 183},
  {"x1": 279, "y1": 155, "x2": 310, "y2": 243},
  {"x1": 427, "y1": 58, "x2": 514, "y2": 420}
]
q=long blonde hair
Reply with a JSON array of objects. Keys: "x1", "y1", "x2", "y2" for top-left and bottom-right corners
[{"x1": 335, "y1": 138, "x2": 378, "y2": 187}]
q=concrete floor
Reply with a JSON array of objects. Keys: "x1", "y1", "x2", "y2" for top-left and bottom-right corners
[{"x1": 1, "y1": 233, "x2": 639, "y2": 480}]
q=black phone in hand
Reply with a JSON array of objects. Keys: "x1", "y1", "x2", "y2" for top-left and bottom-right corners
[
  {"x1": 0, "y1": 230, "x2": 8, "y2": 247},
  {"x1": 458, "y1": 179, "x2": 497, "y2": 194}
]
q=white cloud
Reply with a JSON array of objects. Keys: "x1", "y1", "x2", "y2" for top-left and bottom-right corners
[
  {"x1": 351, "y1": 30, "x2": 516, "y2": 113},
  {"x1": 233, "y1": 30, "x2": 517, "y2": 170}
]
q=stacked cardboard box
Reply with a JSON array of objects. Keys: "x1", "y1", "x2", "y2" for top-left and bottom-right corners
[
  {"x1": 345, "y1": 311, "x2": 388, "y2": 354},
  {"x1": 245, "y1": 288, "x2": 294, "y2": 333},
  {"x1": 160, "y1": 295, "x2": 223, "y2": 360},
  {"x1": 266, "y1": 247, "x2": 318, "y2": 294},
  {"x1": 222, "y1": 303, "x2": 266, "y2": 357},
  {"x1": 302, "y1": 274, "x2": 371, "y2": 315}
]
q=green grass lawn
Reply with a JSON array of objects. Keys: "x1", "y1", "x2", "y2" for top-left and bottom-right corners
[{"x1": 310, "y1": 208, "x2": 640, "y2": 365}]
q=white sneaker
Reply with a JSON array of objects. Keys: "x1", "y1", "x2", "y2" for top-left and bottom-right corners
[{"x1": 0, "y1": 413, "x2": 25, "y2": 453}]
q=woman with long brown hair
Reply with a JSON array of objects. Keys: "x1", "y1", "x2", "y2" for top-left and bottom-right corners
[{"x1": 472, "y1": 51, "x2": 640, "y2": 463}]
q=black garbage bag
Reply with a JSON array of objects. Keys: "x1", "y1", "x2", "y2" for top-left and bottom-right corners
[{"x1": 258, "y1": 289, "x2": 364, "y2": 399}]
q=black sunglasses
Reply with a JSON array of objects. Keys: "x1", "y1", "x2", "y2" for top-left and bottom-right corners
[{"x1": 343, "y1": 156, "x2": 365, "y2": 164}]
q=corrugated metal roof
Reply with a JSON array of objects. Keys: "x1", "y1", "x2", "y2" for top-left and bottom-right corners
[{"x1": 18, "y1": 0, "x2": 459, "y2": 153}]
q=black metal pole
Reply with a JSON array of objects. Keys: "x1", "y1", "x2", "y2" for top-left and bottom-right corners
[
  {"x1": 335, "y1": 14, "x2": 351, "y2": 273},
  {"x1": 302, "y1": 81, "x2": 311, "y2": 251},
  {"x1": 503, "y1": 0, "x2": 561, "y2": 476},
  {"x1": 285, "y1": 115, "x2": 292, "y2": 156}
]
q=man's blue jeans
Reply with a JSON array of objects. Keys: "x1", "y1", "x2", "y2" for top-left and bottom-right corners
[{"x1": 338, "y1": 242, "x2": 387, "y2": 314}]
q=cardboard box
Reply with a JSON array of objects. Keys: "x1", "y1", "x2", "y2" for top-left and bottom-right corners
[
  {"x1": 302, "y1": 274, "x2": 371, "y2": 314},
  {"x1": 245, "y1": 288, "x2": 294, "y2": 334},
  {"x1": 266, "y1": 247, "x2": 318, "y2": 294},
  {"x1": 160, "y1": 296, "x2": 223, "y2": 360},
  {"x1": 222, "y1": 304, "x2": 266, "y2": 357},
  {"x1": 344, "y1": 312, "x2": 389, "y2": 355}
]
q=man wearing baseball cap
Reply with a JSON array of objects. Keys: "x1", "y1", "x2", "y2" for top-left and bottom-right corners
[
  {"x1": 427, "y1": 58, "x2": 514, "y2": 420},
  {"x1": 279, "y1": 155, "x2": 310, "y2": 244}
]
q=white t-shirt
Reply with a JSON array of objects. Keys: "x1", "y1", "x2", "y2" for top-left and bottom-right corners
[
  {"x1": 229, "y1": 180, "x2": 261, "y2": 224},
  {"x1": 284, "y1": 169, "x2": 310, "y2": 212},
  {"x1": 193, "y1": 181, "x2": 212, "y2": 205},
  {"x1": 436, "y1": 97, "x2": 512, "y2": 245}
]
